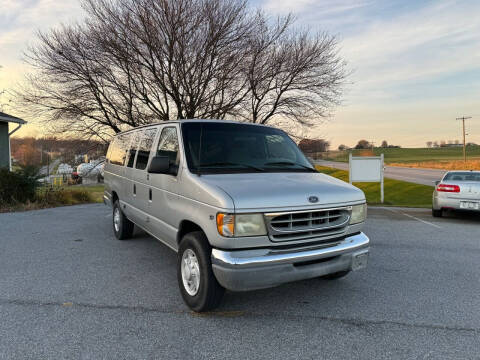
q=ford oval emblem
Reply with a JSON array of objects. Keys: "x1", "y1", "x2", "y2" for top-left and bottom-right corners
[{"x1": 308, "y1": 196, "x2": 319, "y2": 203}]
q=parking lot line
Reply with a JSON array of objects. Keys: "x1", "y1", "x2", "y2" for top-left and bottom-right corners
[
  {"x1": 382, "y1": 207, "x2": 442, "y2": 229},
  {"x1": 400, "y1": 213, "x2": 442, "y2": 229}
]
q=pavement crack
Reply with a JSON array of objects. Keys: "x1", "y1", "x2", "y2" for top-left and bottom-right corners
[{"x1": 0, "y1": 297, "x2": 478, "y2": 334}]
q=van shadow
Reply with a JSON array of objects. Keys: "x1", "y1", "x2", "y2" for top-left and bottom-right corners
[{"x1": 126, "y1": 228, "x2": 369, "y2": 314}]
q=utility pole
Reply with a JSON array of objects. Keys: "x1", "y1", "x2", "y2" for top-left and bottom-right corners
[{"x1": 456, "y1": 116, "x2": 472, "y2": 163}]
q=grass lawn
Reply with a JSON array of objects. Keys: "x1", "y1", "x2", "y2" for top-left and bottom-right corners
[
  {"x1": 71, "y1": 184, "x2": 105, "y2": 203},
  {"x1": 324, "y1": 146, "x2": 480, "y2": 164},
  {"x1": 315, "y1": 165, "x2": 433, "y2": 208},
  {"x1": 1, "y1": 184, "x2": 105, "y2": 213}
]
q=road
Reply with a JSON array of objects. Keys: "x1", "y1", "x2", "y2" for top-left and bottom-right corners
[
  {"x1": 39, "y1": 158, "x2": 61, "y2": 176},
  {"x1": 1, "y1": 204, "x2": 480, "y2": 359},
  {"x1": 315, "y1": 160, "x2": 447, "y2": 186}
]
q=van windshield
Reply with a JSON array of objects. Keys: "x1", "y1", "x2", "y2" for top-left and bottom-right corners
[{"x1": 181, "y1": 122, "x2": 316, "y2": 174}]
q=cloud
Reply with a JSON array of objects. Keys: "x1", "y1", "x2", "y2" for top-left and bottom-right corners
[
  {"x1": 263, "y1": 0, "x2": 372, "y2": 15},
  {"x1": 259, "y1": 0, "x2": 480, "y2": 147},
  {"x1": 261, "y1": 0, "x2": 480, "y2": 105},
  {"x1": 0, "y1": 0, "x2": 83, "y2": 63},
  {"x1": 0, "y1": 0, "x2": 84, "y2": 97},
  {"x1": 341, "y1": 1, "x2": 480, "y2": 93}
]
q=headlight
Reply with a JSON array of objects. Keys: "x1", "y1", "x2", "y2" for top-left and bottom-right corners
[
  {"x1": 350, "y1": 204, "x2": 367, "y2": 224},
  {"x1": 216, "y1": 213, "x2": 267, "y2": 237}
]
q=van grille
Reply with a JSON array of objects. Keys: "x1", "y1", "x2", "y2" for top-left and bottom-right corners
[{"x1": 265, "y1": 207, "x2": 351, "y2": 242}]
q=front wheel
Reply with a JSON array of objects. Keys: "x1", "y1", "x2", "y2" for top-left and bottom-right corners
[
  {"x1": 113, "y1": 200, "x2": 134, "y2": 240},
  {"x1": 177, "y1": 231, "x2": 225, "y2": 312}
]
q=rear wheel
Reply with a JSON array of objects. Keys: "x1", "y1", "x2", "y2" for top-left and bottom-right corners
[
  {"x1": 113, "y1": 200, "x2": 134, "y2": 240},
  {"x1": 321, "y1": 270, "x2": 350, "y2": 280},
  {"x1": 432, "y1": 208, "x2": 443, "y2": 217},
  {"x1": 177, "y1": 231, "x2": 225, "y2": 312}
]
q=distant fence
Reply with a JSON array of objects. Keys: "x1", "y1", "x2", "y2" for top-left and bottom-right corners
[
  {"x1": 41, "y1": 174, "x2": 67, "y2": 187},
  {"x1": 303, "y1": 150, "x2": 378, "y2": 161},
  {"x1": 303, "y1": 150, "x2": 349, "y2": 161}
]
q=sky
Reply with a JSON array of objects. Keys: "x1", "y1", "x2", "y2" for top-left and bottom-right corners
[{"x1": 1, "y1": 0, "x2": 479, "y2": 148}]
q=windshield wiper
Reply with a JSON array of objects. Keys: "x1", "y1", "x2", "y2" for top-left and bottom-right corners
[
  {"x1": 197, "y1": 161, "x2": 264, "y2": 171},
  {"x1": 263, "y1": 161, "x2": 317, "y2": 172}
]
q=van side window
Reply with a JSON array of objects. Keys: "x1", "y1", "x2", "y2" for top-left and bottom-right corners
[
  {"x1": 135, "y1": 128, "x2": 158, "y2": 170},
  {"x1": 126, "y1": 130, "x2": 142, "y2": 168},
  {"x1": 106, "y1": 141, "x2": 113, "y2": 162},
  {"x1": 109, "y1": 133, "x2": 131, "y2": 166},
  {"x1": 157, "y1": 127, "x2": 179, "y2": 170}
]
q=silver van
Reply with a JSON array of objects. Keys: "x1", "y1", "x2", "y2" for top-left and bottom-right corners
[{"x1": 104, "y1": 120, "x2": 369, "y2": 311}]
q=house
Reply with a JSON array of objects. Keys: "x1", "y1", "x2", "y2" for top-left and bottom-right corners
[{"x1": 0, "y1": 112, "x2": 27, "y2": 170}]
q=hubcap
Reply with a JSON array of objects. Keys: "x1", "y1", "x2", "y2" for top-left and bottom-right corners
[
  {"x1": 113, "y1": 207, "x2": 121, "y2": 232},
  {"x1": 181, "y1": 249, "x2": 200, "y2": 296}
]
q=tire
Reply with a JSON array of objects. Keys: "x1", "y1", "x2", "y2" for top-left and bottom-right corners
[
  {"x1": 177, "y1": 231, "x2": 225, "y2": 312},
  {"x1": 112, "y1": 200, "x2": 134, "y2": 240},
  {"x1": 322, "y1": 270, "x2": 350, "y2": 280},
  {"x1": 432, "y1": 208, "x2": 443, "y2": 217}
]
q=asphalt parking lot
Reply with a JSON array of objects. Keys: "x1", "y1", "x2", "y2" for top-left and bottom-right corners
[{"x1": 1, "y1": 204, "x2": 479, "y2": 359}]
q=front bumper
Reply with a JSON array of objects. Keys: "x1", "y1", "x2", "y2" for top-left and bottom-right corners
[{"x1": 211, "y1": 232, "x2": 369, "y2": 291}]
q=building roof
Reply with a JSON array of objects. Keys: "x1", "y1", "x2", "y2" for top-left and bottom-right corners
[{"x1": 0, "y1": 111, "x2": 26, "y2": 125}]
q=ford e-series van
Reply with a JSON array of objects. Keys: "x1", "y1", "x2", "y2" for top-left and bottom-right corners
[{"x1": 104, "y1": 120, "x2": 369, "y2": 311}]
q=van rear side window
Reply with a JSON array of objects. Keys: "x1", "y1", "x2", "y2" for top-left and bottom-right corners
[
  {"x1": 126, "y1": 130, "x2": 142, "y2": 168},
  {"x1": 135, "y1": 128, "x2": 157, "y2": 170},
  {"x1": 109, "y1": 133, "x2": 131, "y2": 166}
]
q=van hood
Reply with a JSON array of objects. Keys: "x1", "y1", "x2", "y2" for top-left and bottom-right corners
[{"x1": 199, "y1": 172, "x2": 365, "y2": 211}]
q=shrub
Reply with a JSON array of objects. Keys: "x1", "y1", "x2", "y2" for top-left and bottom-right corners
[
  {"x1": 35, "y1": 187, "x2": 94, "y2": 206},
  {"x1": 0, "y1": 166, "x2": 41, "y2": 206},
  {"x1": 71, "y1": 190, "x2": 93, "y2": 203}
]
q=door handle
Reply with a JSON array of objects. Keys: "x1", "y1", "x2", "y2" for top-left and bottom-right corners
[
  {"x1": 149, "y1": 188, "x2": 152, "y2": 201},
  {"x1": 133, "y1": 184, "x2": 136, "y2": 195}
]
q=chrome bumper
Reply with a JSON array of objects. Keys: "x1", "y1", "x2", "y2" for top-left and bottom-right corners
[{"x1": 211, "y1": 232, "x2": 369, "y2": 291}]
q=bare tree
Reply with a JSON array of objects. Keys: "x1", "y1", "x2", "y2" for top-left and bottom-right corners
[
  {"x1": 242, "y1": 15, "x2": 345, "y2": 132},
  {"x1": 16, "y1": 0, "x2": 346, "y2": 140},
  {"x1": 426, "y1": 141, "x2": 432, "y2": 148}
]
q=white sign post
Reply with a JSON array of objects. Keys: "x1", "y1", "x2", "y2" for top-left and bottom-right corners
[{"x1": 349, "y1": 153, "x2": 384, "y2": 203}]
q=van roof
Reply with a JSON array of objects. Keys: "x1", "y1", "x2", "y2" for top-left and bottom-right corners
[{"x1": 115, "y1": 119, "x2": 269, "y2": 136}]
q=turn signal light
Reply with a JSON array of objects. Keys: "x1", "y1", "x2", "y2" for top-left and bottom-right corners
[
  {"x1": 216, "y1": 213, "x2": 234, "y2": 237},
  {"x1": 436, "y1": 184, "x2": 460, "y2": 193}
]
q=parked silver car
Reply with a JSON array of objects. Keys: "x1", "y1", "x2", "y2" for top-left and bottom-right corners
[
  {"x1": 432, "y1": 170, "x2": 480, "y2": 217},
  {"x1": 104, "y1": 120, "x2": 369, "y2": 311}
]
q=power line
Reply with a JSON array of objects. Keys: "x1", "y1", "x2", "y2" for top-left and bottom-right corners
[{"x1": 456, "y1": 116, "x2": 472, "y2": 163}]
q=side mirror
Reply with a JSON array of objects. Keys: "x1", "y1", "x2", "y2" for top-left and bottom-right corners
[
  {"x1": 148, "y1": 156, "x2": 170, "y2": 174},
  {"x1": 434, "y1": 180, "x2": 440, "y2": 185}
]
